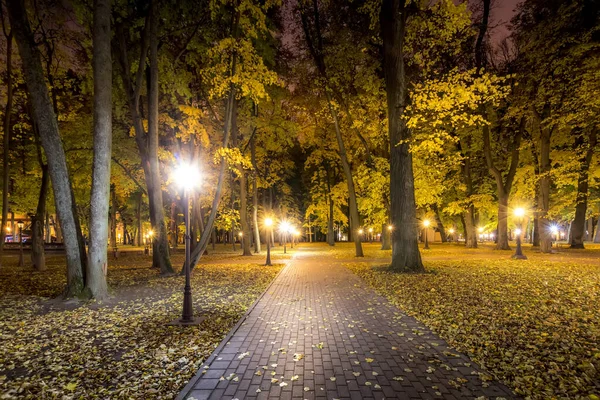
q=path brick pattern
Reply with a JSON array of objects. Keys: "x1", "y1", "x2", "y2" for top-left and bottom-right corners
[{"x1": 179, "y1": 246, "x2": 516, "y2": 400}]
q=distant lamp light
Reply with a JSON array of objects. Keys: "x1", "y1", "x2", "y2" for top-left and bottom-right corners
[
  {"x1": 387, "y1": 225, "x2": 393, "y2": 231},
  {"x1": 5, "y1": 226, "x2": 11, "y2": 233},
  {"x1": 448, "y1": 228, "x2": 455, "y2": 234},
  {"x1": 264, "y1": 218, "x2": 273, "y2": 227},
  {"x1": 148, "y1": 230, "x2": 154, "y2": 238},
  {"x1": 17, "y1": 220, "x2": 24, "y2": 229},
  {"x1": 478, "y1": 226, "x2": 484, "y2": 233},
  {"x1": 238, "y1": 231, "x2": 243, "y2": 237},
  {"x1": 514, "y1": 207, "x2": 525, "y2": 218},
  {"x1": 358, "y1": 229, "x2": 364, "y2": 235},
  {"x1": 368, "y1": 228, "x2": 373, "y2": 233},
  {"x1": 550, "y1": 225, "x2": 558, "y2": 234},
  {"x1": 514, "y1": 228, "x2": 522, "y2": 236},
  {"x1": 423, "y1": 219, "x2": 430, "y2": 228}
]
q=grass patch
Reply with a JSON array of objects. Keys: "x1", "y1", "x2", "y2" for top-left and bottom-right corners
[
  {"x1": 0, "y1": 248, "x2": 282, "y2": 399},
  {"x1": 347, "y1": 250, "x2": 600, "y2": 399}
]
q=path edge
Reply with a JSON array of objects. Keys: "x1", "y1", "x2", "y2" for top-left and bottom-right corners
[{"x1": 176, "y1": 255, "x2": 294, "y2": 400}]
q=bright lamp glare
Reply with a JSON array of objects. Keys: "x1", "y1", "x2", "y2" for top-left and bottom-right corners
[
  {"x1": 264, "y1": 218, "x2": 273, "y2": 227},
  {"x1": 280, "y1": 221, "x2": 290, "y2": 233},
  {"x1": 550, "y1": 225, "x2": 558, "y2": 234},
  {"x1": 515, "y1": 228, "x2": 522, "y2": 236},
  {"x1": 174, "y1": 163, "x2": 201, "y2": 190},
  {"x1": 423, "y1": 219, "x2": 430, "y2": 228},
  {"x1": 448, "y1": 228, "x2": 455, "y2": 234},
  {"x1": 514, "y1": 207, "x2": 525, "y2": 218}
]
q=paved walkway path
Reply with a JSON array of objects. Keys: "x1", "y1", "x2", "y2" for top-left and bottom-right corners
[{"x1": 178, "y1": 246, "x2": 515, "y2": 400}]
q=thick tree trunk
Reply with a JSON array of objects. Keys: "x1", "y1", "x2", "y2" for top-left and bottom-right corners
[
  {"x1": 147, "y1": 3, "x2": 172, "y2": 274},
  {"x1": 86, "y1": 0, "x2": 112, "y2": 299},
  {"x1": 496, "y1": 193, "x2": 510, "y2": 250},
  {"x1": 0, "y1": 30, "x2": 13, "y2": 263},
  {"x1": 570, "y1": 129, "x2": 596, "y2": 248},
  {"x1": 380, "y1": 0, "x2": 423, "y2": 272},
  {"x1": 8, "y1": 0, "x2": 85, "y2": 295},
  {"x1": 465, "y1": 206, "x2": 478, "y2": 248}
]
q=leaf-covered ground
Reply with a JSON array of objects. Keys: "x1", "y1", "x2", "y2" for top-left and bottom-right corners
[
  {"x1": 0, "y1": 246, "x2": 284, "y2": 399},
  {"x1": 344, "y1": 243, "x2": 600, "y2": 400}
]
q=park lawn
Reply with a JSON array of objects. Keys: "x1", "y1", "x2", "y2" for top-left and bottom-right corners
[
  {"x1": 0, "y1": 247, "x2": 283, "y2": 399},
  {"x1": 346, "y1": 244, "x2": 600, "y2": 400}
]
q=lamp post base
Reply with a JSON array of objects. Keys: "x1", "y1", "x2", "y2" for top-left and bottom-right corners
[
  {"x1": 511, "y1": 253, "x2": 528, "y2": 260},
  {"x1": 168, "y1": 316, "x2": 205, "y2": 326}
]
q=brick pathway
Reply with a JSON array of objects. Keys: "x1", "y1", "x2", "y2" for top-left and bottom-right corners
[{"x1": 178, "y1": 246, "x2": 516, "y2": 400}]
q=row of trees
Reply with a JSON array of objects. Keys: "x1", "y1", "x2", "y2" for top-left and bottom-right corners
[
  {"x1": 0, "y1": 0, "x2": 598, "y2": 298},
  {"x1": 296, "y1": 0, "x2": 599, "y2": 260}
]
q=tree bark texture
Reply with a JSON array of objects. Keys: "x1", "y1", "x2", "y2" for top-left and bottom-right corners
[
  {"x1": 0, "y1": 29, "x2": 13, "y2": 262},
  {"x1": 380, "y1": 0, "x2": 423, "y2": 272},
  {"x1": 8, "y1": 0, "x2": 86, "y2": 295},
  {"x1": 569, "y1": 129, "x2": 597, "y2": 248},
  {"x1": 87, "y1": 0, "x2": 112, "y2": 298}
]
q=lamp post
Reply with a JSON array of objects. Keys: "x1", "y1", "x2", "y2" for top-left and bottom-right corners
[
  {"x1": 17, "y1": 220, "x2": 24, "y2": 267},
  {"x1": 174, "y1": 163, "x2": 202, "y2": 325},
  {"x1": 264, "y1": 218, "x2": 273, "y2": 266},
  {"x1": 512, "y1": 207, "x2": 527, "y2": 260},
  {"x1": 238, "y1": 231, "x2": 244, "y2": 252},
  {"x1": 448, "y1": 228, "x2": 455, "y2": 242},
  {"x1": 423, "y1": 219, "x2": 430, "y2": 250},
  {"x1": 358, "y1": 228, "x2": 364, "y2": 242},
  {"x1": 280, "y1": 221, "x2": 290, "y2": 254},
  {"x1": 368, "y1": 227, "x2": 373, "y2": 244}
]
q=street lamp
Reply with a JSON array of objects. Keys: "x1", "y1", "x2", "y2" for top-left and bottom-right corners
[
  {"x1": 512, "y1": 207, "x2": 527, "y2": 260},
  {"x1": 358, "y1": 228, "x2": 364, "y2": 242},
  {"x1": 173, "y1": 162, "x2": 202, "y2": 325},
  {"x1": 238, "y1": 231, "x2": 244, "y2": 251},
  {"x1": 448, "y1": 228, "x2": 455, "y2": 242},
  {"x1": 368, "y1": 227, "x2": 373, "y2": 243},
  {"x1": 423, "y1": 219, "x2": 430, "y2": 250},
  {"x1": 17, "y1": 220, "x2": 24, "y2": 267},
  {"x1": 264, "y1": 218, "x2": 273, "y2": 266}
]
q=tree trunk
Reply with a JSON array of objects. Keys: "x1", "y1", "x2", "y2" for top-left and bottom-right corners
[
  {"x1": 538, "y1": 124, "x2": 553, "y2": 253},
  {"x1": 380, "y1": 0, "x2": 423, "y2": 272},
  {"x1": 570, "y1": 129, "x2": 596, "y2": 248},
  {"x1": 496, "y1": 193, "x2": 510, "y2": 250},
  {"x1": 240, "y1": 171, "x2": 252, "y2": 256},
  {"x1": 250, "y1": 109, "x2": 261, "y2": 254},
  {"x1": 31, "y1": 164, "x2": 48, "y2": 271},
  {"x1": 381, "y1": 223, "x2": 391, "y2": 250},
  {"x1": 465, "y1": 206, "x2": 478, "y2": 248},
  {"x1": 0, "y1": 30, "x2": 13, "y2": 263},
  {"x1": 299, "y1": 3, "x2": 363, "y2": 257},
  {"x1": 136, "y1": 192, "x2": 142, "y2": 246},
  {"x1": 110, "y1": 185, "x2": 117, "y2": 249},
  {"x1": 8, "y1": 0, "x2": 86, "y2": 295},
  {"x1": 327, "y1": 195, "x2": 335, "y2": 246},
  {"x1": 170, "y1": 200, "x2": 178, "y2": 248},
  {"x1": 86, "y1": 0, "x2": 112, "y2": 299},
  {"x1": 432, "y1": 204, "x2": 447, "y2": 243},
  {"x1": 147, "y1": 2, "x2": 172, "y2": 273}
]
